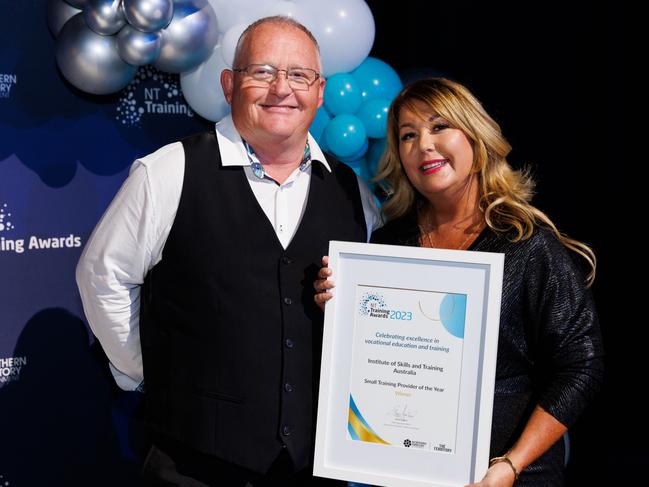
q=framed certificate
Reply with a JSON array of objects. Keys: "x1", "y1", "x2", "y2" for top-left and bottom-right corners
[{"x1": 314, "y1": 241, "x2": 504, "y2": 487}]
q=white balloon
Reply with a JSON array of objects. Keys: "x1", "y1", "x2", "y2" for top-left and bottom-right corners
[
  {"x1": 180, "y1": 44, "x2": 231, "y2": 122},
  {"x1": 220, "y1": 23, "x2": 247, "y2": 67},
  {"x1": 261, "y1": 0, "x2": 307, "y2": 19},
  {"x1": 207, "y1": 0, "x2": 276, "y2": 33},
  {"x1": 260, "y1": 0, "x2": 316, "y2": 39},
  {"x1": 297, "y1": 0, "x2": 375, "y2": 76}
]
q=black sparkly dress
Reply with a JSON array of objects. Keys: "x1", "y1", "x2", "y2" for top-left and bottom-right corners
[{"x1": 370, "y1": 212, "x2": 604, "y2": 486}]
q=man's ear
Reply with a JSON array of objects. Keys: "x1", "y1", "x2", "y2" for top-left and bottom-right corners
[
  {"x1": 316, "y1": 77, "x2": 326, "y2": 109},
  {"x1": 221, "y1": 69, "x2": 234, "y2": 104}
]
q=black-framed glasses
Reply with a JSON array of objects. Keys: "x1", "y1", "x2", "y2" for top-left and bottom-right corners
[{"x1": 232, "y1": 64, "x2": 321, "y2": 91}]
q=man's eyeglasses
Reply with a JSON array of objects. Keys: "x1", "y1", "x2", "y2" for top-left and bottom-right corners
[{"x1": 232, "y1": 64, "x2": 321, "y2": 91}]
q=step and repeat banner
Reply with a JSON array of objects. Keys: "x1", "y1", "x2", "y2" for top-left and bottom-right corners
[
  {"x1": 0, "y1": 2, "x2": 211, "y2": 484},
  {"x1": 1, "y1": 1, "x2": 392, "y2": 484}
]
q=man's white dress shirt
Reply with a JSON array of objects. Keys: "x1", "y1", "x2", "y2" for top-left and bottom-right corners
[{"x1": 76, "y1": 115, "x2": 381, "y2": 391}]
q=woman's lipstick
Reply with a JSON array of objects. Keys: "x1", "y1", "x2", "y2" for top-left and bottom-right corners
[{"x1": 419, "y1": 159, "x2": 448, "y2": 174}]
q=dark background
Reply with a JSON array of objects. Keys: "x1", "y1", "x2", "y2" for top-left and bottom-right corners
[
  {"x1": 0, "y1": 1, "x2": 634, "y2": 484},
  {"x1": 365, "y1": 0, "x2": 633, "y2": 482}
]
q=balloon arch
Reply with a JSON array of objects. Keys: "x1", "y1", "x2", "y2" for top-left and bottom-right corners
[{"x1": 47, "y1": 0, "x2": 403, "y2": 182}]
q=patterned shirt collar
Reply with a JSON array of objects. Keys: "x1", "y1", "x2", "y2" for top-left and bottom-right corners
[{"x1": 242, "y1": 138, "x2": 313, "y2": 180}]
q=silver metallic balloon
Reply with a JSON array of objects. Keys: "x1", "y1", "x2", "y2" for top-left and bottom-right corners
[
  {"x1": 56, "y1": 14, "x2": 137, "y2": 95},
  {"x1": 64, "y1": 0, "x2": 89, "y2": 8},
  {"x1": 123, "y1": 0, "x2": 174, "y2": 33},
  {"x1": 153, "y1": 0, "x2": 218, "y2": 73},
  {"x1": 117, "y1": 25, "x2": 162, "y2": 66},
  {"x1": 84, "y1": 0, "x2": 126, "y2": 35},
  {"x1": 47, "y1": 0, "x2": 82, "y2": 37}
]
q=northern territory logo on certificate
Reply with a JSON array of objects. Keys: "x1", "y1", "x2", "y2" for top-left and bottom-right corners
[{"x1": 347, "y1": 284, "x2": 466, "y2": 454}]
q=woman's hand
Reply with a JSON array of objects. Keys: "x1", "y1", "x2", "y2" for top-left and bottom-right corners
[
  {"x1": 314, "y1": 256, "x2": 335, "y2": 311},
  {"x1": 465, "y1": 461, "x2": 516, "y2": 487},
  {"x1": 466, "y1": 405, "x2": 566, "y2": 487}
]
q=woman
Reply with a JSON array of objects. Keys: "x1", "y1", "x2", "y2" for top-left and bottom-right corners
[{"x1": 315, "y1": 78, "x2": 603, "y2": 486}]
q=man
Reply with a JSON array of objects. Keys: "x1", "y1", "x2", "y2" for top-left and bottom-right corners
[{"x1": 76, "y1": 16, "x2": 380, "y2": 486}]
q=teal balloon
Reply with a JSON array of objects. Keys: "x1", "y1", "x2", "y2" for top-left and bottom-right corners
[
  {"x1": 355, "y1": 98, "x2": 390, "y2": 138},
  {"x1": 324, "y1": 73, "x2": 363, "y2": 115},
  {"x1": 366, "y1": 137, "x2": 387, "y2": 176},
  {"x1": 319, "y1": 132, "x2": 330, "y2": 153},
  {"x1": 324, "y1": 114, "x2": 368, "y2": 158},
  {"x1": 310, "y1": 106, "x2": 331, "y2": 144},
  {"x1": 339, "y1": 138, "x2": 368, "y2": 163},
  {"x1": 341, "y1": 157, "x2": 371, "y2": 181},
  {"x1": 440, "y1": 294, "x2": 467, "y2": 339},
  {"x1": 352, "y1": 57, "x2": 402, "y2": 101}
]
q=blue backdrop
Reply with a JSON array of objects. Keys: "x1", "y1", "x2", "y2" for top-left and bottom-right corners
[{"x1": 1, "y1": 2, "x2": 211, "y2": 484}]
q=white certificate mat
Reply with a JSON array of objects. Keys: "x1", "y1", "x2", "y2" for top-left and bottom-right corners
[{"x1": 314, "y1": 241, "x2": 504, "y2": 487}]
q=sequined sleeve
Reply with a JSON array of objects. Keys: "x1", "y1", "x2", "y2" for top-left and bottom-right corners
[{"x1": 522, "y1": 228, "x2": 604, "y2": 427}]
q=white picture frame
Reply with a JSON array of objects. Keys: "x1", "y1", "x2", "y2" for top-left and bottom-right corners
[{"x1": 314, "y1": 241, "x2": 504, "y2": 487}]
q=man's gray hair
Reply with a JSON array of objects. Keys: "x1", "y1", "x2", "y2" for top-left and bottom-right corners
[{"x1": 232, "y1": 16, "x2": 321, "y2": 69}]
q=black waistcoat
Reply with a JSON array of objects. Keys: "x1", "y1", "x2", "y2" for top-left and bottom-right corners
[{"x1": 139, "y1": 131, "x2": 367, "y2": 473}]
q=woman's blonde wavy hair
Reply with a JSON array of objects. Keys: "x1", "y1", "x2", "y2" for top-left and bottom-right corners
[{"x1": 374, "y1": 78, "x2": 596, "y2": 285}]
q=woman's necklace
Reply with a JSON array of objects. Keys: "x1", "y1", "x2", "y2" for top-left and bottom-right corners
[
  {"x1": 418, "y1": 208, "x2": 484, "y2": 250},
  {"x1": 419, "y1": 226, "x2": 482, "y2": 250}
]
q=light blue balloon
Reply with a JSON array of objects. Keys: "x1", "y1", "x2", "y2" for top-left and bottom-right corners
[
  {"x1": 352, "y1": 57, "x2": 403, "y2": 102},
  {"x1": 355, "y1": 98, "x2": 390, "y2": 138},
  {"x1": 324, "y1": 73, "x2": 363, "y2": 116},
  {"x1": 324, "y1": 114, "x2": 368, "y2": 159},
  {"x1": 366, "y1": 137, "x2": 387, "y2": 177},
  {"x1": 309, "y1": 106, "x2": 331, "y2": 144}
]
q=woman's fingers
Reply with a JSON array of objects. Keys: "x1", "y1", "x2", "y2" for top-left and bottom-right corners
[
  {"x1": 314, "y1": 289, "x2": 333, "y2": 311},
  {"x1": 317, "y1": 266, "x2": 332, "y2": 279},
  {"x1": 314, "y1": 255, "x2": 335, "y2": 311},
  {"x1": 314, "y1": 277, "x2": 335, "y2": 292}
]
